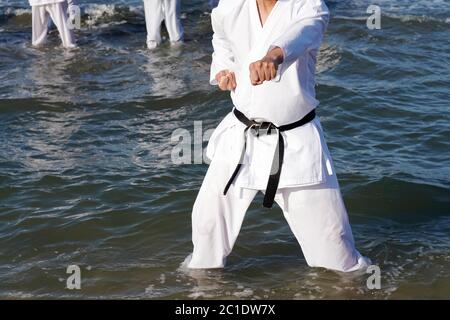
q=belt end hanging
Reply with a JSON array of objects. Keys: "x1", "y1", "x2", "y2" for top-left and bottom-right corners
[{"x1": 262, "y1": 201, "x2": 273, "y2": 209}]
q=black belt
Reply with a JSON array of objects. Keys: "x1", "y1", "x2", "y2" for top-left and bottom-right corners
[{"x1": 223, "y1": 108, "x2": 316, "y2": 208}]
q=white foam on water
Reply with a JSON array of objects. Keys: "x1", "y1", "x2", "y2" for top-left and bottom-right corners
[
  {"x1": 84, "y1": 4, "x2": 117, "y2": 19},
  {"x1": 4, "y1": 7, "x2": 31, "y2": 16},
  {"x1": 85, "y1": 4, "x2": 143, "y2": 19},
  {"x1": 333, "y1": 15, "x2": 368, "y2": 21},
  {"x1": 388, "y1": 13, "x2": 449, "y2": 24},
  {"x1": 188, "y1": 284, "x2": 219, "y2": 299},
  {"x1": 334, "y1": 13, "x2": 449, "y2": 25},
  {"x1": 144, "y1": 284, "x2": 170, "y2": 298},
  {"x1": 144, "y1": 284, "x2": 154, "y2": 294},
  {"x1": 349, "y1": 0, "x2": 449, "y2": 13},
  {"x1": 233, "y1": 288, "x2": 254, "y2": 298},
  {"x1": 317, "y1": 44, "x2": 342, "y2": 74},
  {"x1": 82, "y1": 4, "x2": 143, "y2": 29},
  {"x1": 2, "y1": 292, "x2": 34, "y2": 299}
]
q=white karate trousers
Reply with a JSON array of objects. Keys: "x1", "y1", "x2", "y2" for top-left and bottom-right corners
[
  {"x1": 143, "y1": 0, "x2": 184, "y2": 49},
  {"x1": 186, "y1": 139, "x2": 370, "y2": 272},
  {"x1": 31, "y1": 2, "x2": 75, "y2": 48}
]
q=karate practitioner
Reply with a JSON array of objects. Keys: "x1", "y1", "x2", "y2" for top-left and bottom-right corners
[
  {"x1": 29, "y1": 0, "x2": 77, "y2": 48},
  {"x1": 143, "y1": 0, "x2": 184, "y2": 49},
  {"x1": 185, "y1": 0, "x2": 371, "y2": 272}
]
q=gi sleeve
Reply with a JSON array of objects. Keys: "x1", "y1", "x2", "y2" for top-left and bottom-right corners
[
  {"x1": 209, "y1": 7, "x2": 236, "y2": 85},
  {"x1": 270, "y1": 0, "x2": 329, "y2": 70}
]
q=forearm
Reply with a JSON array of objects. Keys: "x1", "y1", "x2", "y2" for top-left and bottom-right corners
[
  {"x1": 274, "y1": 19, "x2": 327, "y2": 65},
  {"x1": 271, "y1": 0, "x2": 329, "y2": 67}
]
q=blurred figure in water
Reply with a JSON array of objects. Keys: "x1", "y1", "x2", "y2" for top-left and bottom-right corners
[
  {"x1": 28, "y1": 0, "x2": 77, "y2": 48},
  {"x1": 143, "y1": 0, "x2": 184, "y2": 49}
]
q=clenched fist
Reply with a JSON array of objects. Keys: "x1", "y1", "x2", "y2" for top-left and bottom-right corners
[
  {"x1": 249, "y1": 46, "x2": 284, "y2": 86},
  {"x1": 215, "y1": 70, "x2": 237, "y2": 91}
]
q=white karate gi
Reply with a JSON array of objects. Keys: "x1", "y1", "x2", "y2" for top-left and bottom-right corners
[
  {"x1": 143, "y1": 0, "x2": 184, "y2": 49},
  {"x1": 185, "y1": 0, "x2": 371, "y2": 272},
  {"x1": 29, "y1": 0, "x2": 76, "y2": 48}
]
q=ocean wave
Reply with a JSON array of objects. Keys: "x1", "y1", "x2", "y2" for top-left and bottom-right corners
[
  {"x1": 83, "y1": 3, "x2": 144, "y2": 26},
  {"x1": 1, "y1": 4, "x2": 145, "y2": 28},
  {"x1": 385, "y1": 13, "x2": 450, "y2": 25},
  {"x1": 333, "y1": 13, "x2": 450, "y2": 26},
  {"x1": 330, "y1": 0, "x2": 450, "y2": 16},
  {"x1": 317, "y1": 44, "x2": 342, "y2": 74},
  {"x1": 3, "y1": 7, "x2": 31, "y2": 17},
  {"x1": 0, "y1": 3, "x2": 201, "y2": 31},
  {"x1": 345, "y1": 176, "x2": 450, "y2": 221}
]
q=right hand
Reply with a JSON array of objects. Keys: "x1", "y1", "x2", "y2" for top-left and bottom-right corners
[{"x1": 215, "y1": 70, "x2": 236, "y2": 91}]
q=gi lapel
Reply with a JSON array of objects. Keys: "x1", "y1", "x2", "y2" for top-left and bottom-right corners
[
  {"x1": 248, "y1": 0, "x2": 288, "y2": 82},
  {"x1": 249, "y1": 0, "x2": 284, "y2": 57}
]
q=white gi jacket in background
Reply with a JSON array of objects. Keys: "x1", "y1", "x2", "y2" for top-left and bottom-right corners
[{"x1": 207, "y1": 0, "x2": 333, "y2": 190}]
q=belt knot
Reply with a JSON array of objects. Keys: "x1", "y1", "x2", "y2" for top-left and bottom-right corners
[{"x1": 249, "y1": 121, "x2": 276, "y2": 137}]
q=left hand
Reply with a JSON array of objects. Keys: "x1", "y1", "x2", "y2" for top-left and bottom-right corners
[{"x1": 249, "y1": 47, "x2": 284, "y2": 85}]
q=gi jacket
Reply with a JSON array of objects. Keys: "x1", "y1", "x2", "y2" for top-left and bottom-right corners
[{"x1": 209, "y1": 0, "x2": 334, "y2": 189}]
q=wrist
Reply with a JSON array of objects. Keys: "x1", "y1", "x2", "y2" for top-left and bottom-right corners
[{"x1": 266, "y1": 46, "x2": 284, "y2": 65}]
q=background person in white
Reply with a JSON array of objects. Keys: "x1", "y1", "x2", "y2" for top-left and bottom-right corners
[
  {"x1": 143, "y1": 0, "x2": 184, "y2": 49},
  {"x1": 29, "y1": 0, "x2": 76, "y2": 48},
  {"x1": 184, "y1": 0, "x2": 371, "y2": 272}
]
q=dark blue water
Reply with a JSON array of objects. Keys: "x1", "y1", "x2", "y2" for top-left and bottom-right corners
[{"x1": 0, "y1": 0, "x2": 449, "y2": 299}]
